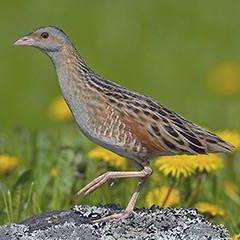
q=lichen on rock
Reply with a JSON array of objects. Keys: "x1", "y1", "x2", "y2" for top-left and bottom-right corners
[{"x1": 0, "y1": 205, "x2": 229, "y2": 240}]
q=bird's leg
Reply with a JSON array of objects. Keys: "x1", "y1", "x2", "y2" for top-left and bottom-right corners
[
  {"x1": 76, "y1": 166, "x2": 152, "y2": 197},
  {"x1": 93, "y1": 176, "x2": 147, "y2": 223}
]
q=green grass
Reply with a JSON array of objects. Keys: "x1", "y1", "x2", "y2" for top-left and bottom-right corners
[
  {"x1": 0, "y1": 126, "x2": 141, "y2": 223},
  {"x1": 0, "y1": 125, "x2": 240, "y2": 235}
]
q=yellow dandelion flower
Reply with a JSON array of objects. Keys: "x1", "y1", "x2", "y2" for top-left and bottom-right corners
[
  {"x1": 208, "y1": 62, "x2": 240, "y2": 96},
  {"x1": 48, "y1": 96, "x2": 72, "y2": 121},
  {"x1": 216, "y1": 129, "x2": 240, "y2": 150},
  {"x1": 194, "y1": 202, "x2": 224, "y2": 217},
  {"x1": 155, "y1": 155, "x2": 196, "y2": 178},
  {"x1": 231, "y1": 233, "x2": 240, "y2": 240},
  {"x1": 223, "y1": 181, "x2": 239, "y2": 197},
  {"x1": 88, "y1": 147, "x2": 127, "y2": 169},
  {"x1": 0, "y1": 155, "x2": 20, "y2": 175},
  {"x1": 190, "y1": 154, "x2": 223, "y2": 173},
  {"x1": 49, "y1": 167, "x2": 59, "y2": 177},
  {"x1": 146, "y1": 186, "x2": 180, "y2": 208}
]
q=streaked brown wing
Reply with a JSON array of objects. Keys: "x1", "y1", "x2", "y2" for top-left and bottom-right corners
[
  {"x1": 121, "y1": 99, "x2": 233, "y2": 155},
  {"x1": 101, "y1": 90, "x2": 233, "y2": 156},
  {"x1": 142, "y1": 103, "x2": 233, "y2": 155}
]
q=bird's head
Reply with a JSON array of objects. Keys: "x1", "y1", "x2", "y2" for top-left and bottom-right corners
[{"x1": 14, "y1": 26, "x2": 70, "y2": 53}]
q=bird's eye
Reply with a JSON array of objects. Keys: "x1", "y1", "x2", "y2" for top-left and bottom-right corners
[{"x1": 40, "y1": 32, "x2": 49, "y2": 39}]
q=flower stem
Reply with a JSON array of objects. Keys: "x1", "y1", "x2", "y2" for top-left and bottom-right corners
[
  {"x1": 162, "y1": 179, "x2": 178, "y2": 208},
  {"x1": 185, "y1": 173, "x2": 205, "y2": 207}
]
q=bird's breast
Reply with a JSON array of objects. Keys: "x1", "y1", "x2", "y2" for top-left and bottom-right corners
[{"x1": 56, "y1": 68, "x2": 152, "y2": 162}]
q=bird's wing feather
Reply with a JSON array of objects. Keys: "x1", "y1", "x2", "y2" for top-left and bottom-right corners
[
  {"x1": 101, "y1": 84, "x2": 234, "y2": 155},
  {"x1": 120, "y1": 97, "x2": 234, "y2": 155},
  {"x1": 144, "y1": 102, "x2": 234, "y2": 154}
]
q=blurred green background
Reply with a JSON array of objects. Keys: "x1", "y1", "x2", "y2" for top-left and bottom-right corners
[
  {"x1": 1, "y1": 0, "x2": 240, "y2": 131},
  {"x1": 1, "y1": 0, "x2": 240, "y2": 234}
]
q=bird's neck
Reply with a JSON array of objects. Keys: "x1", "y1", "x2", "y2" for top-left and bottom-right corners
[
  {"x1": 49, "y1": 45, "x2": 91, "y2": 78},
  {"x1": 49, "y1": 45, "x2": 92, "y2": 93},
  {"x1": 48, "y1": 45, "x2": 95, "y2": 123}
]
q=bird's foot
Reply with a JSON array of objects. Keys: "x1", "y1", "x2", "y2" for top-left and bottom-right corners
[
  {"x1": 92, "y1": 210, "x2": 132, "y2": 223},
  {"x1": 76, "y1": 172, "x2": 110, "y2": 196}
]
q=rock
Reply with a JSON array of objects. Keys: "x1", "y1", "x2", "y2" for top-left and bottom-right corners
[{"x1": 0, "y1": 205, "x2": 229, "y2": 240}]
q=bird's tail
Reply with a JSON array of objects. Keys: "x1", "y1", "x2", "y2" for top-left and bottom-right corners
[{"x1": 203, "y1": 131, "x2": 234, "y2": 153}]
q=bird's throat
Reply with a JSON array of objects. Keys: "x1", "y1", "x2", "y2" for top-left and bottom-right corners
[{"x1": 50, "y1": 46, "x2": 94, "y2": 131}]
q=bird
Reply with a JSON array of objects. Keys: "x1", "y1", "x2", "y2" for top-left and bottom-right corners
[{"x1": 14, "y1": 26, "x2": 234, "y2": 222}]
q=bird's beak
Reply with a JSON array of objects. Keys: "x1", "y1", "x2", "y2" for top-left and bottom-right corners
[{"x1": 14, "y1": 35, "x2": 35, "y2": 46}]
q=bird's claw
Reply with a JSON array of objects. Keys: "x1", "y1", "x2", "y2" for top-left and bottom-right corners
[
  {"x1": 76, "y1": 172, "x2": 110, "y2": 196},
  {"x1": 92, "y1": 211, "x2": 132, "y2": 223}
]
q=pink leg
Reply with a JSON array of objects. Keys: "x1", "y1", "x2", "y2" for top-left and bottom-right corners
[
  {"x1": 76, "y1": 166, "x2": 152, "y2": 196},
  {"x1": 93, "y1": 176, "x2": 147, "y2": 222}
]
